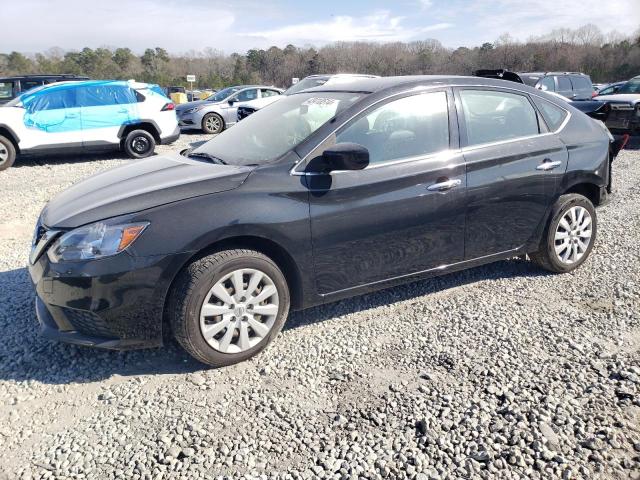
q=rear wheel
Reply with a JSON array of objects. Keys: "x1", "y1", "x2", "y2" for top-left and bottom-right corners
[
  {"x1": 202, "y1": 113, "x2": 224, "y2": 134},
  {"x1": 123, "y1": 129, "x2": 155, "y2": 158},
  {"x1": 530, "y1": 194, "x2": 597, "y2": 273},
  {"x1": 0, "y1": 135, "x2": 16, "y2": 171},
  {"x1": 168, "y1": 249, "x2": 290, "y2": 367}
]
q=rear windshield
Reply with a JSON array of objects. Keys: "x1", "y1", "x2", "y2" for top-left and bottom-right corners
[
  {"x1": 284, "y1": 77, "x2": 330, "y2": 95},
  {"x1": 0, "y1": 81, "x2": 15, "y2": 100}
]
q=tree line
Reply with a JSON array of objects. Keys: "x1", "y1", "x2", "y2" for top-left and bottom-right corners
[{"x1": 1, "y1": 24, "x2": 638, "y2": 90}]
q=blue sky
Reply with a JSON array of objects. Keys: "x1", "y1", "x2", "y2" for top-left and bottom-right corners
[{"x1": 3, "y1": 0, "x2": 639, "y2": 54}]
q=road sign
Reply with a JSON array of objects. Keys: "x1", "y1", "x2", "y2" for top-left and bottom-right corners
[
  {"x1": 292, "y1": 77, "x2": 299, "y2": 84},
  {"x1": 186, "y1": 75, "x2": 196, "y2": 82}
]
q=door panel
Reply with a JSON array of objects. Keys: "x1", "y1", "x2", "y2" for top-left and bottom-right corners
[
  {"x1": 308, "y1": 154, "x2": 466, "y2": 293},
  {"x1": 78, "y1": 85, "x2": 138, "y2": 146},
  {"x1": 456, "y1": 87, "x2": 568, "y2": 258},
  {"x1": 21, "y1": 87, "x2": 83, "y2": 149},
  {"x1": 463, "y1": 137, "x2": 567, "y2": 258},
  {"x1": 307, "y1": 89, "x2": 465, "y2": 294}
]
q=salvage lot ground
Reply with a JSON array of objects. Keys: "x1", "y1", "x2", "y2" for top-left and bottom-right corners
[{"x1": 0, "y1": 136, "x2": 639, "y2": 480}]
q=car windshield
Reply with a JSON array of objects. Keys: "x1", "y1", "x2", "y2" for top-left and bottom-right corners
[
  {"x1": 616, "y1": 80, "x2": 640, "y2": 94},
  {"x1": 208, "y1": 86, "x2": 242, "y2": 102},
  {"x1": 194, "y1": 91, "x2": 363, "y2": 165},
  {"x1": 284, "y1": 77, "x2": 330, "y2": 95}
]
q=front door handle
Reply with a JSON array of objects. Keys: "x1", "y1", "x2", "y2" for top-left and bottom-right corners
[
  {"x1": 536, "y1": 159, "x2": 563, "y2": 171},
  {"x1": 427, "y1": 178, "x2": 462, "y2": 192}
]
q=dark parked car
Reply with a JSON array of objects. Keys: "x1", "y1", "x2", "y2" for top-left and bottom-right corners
[
  {"x1": 29, "y1": 75, "x2": 622, "y2": 366},
  {"x1": 0, "y1": 74, "x2": 89, "y2": 104},
  {"x1": 595, "y1": 81, "x2": 627, "y2": 96},
  {"x1": 475, "y1": 70, "x2": 610, "y2": 121},
  {"x1": 593, "y1": 76, "x2": 640, "y2": 134}
]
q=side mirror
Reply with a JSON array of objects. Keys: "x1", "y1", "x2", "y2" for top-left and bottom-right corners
[
  {"x1": 314, "y1": 143, "x2": 369, "y2": 173},
  {"x1": 228, "y1": 98, "x2": 236, "y2": 105}
]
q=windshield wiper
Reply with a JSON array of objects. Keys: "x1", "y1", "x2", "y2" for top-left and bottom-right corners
[{"x1": 187, "y1": 152, "x2": 227, "y2": 165}]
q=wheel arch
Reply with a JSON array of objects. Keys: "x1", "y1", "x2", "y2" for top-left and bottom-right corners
[
  {"x1": 163, "y1": 234, "x2": 305, "y2": 321},
  {"x1": 562, "y1": 182, "x2": 602, "y2": 206},
  {"x1": 0, "y1": 124, "x2": 20, "y2": 153},
  {"x1": 119, "y1": 121, "x2": 161, "y2": 144}
]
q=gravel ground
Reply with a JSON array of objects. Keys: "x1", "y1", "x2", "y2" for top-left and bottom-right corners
[{"x1": 0, "y1": 135, "x2": 639, "y2": 480}]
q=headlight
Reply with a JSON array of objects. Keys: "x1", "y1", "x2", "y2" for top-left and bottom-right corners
[
  {"x1": 47, "y1": 222, "x2": 148, "y2": 263},
  {"x1": 184, "y1": 106, "x2": 205, "y2": 114}
]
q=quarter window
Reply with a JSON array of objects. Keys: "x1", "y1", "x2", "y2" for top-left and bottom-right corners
[
  {"x1": 532, "y1": 97, "x2": 568, "y2": 131},
  {"x1": 459, "y1": 90, "x2": 540, "y2": 146},
  {"x1": 336, "y1": 91, "x2": 449, "y2": 165}
]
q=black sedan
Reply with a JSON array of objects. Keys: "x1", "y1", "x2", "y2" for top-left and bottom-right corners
[{"x1": 29, "y1": 76, "x2": 621, "y2": 366}]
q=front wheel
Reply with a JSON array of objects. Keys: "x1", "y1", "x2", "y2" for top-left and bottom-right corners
[
  {"x1": 0, "y1": 135, "x2": 17, "y2": 171},
  {"x1": 168, "y1": 249, "x2": 290, "y2": 367},
  {"x1": 530, "y1": 193, "x2": 597, "y2": 273},
  {"x1": 202, "y1": 113, "x2": 224, "y2": 134},
  {"x1": 123, "y1": 129, "x2": 156, "y2": 159}
]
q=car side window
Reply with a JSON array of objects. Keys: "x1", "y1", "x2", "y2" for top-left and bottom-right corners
[
  {"x1": 235, "y1": 89, "x2": 258, "y2": 102},
  {"x1": 78, "y1": 85, "x2": 137, "y2": 107},
  {"x1": 557, "y1": 76, "x2": 572, "y2": 92},
  {"x1": 532, "y1": 97, "x2": 568, "y2": 131},
  {"x1": 336, "y1": 91, "x2": 449, "y2": 166},
  {"x1": 261, "y1": 89, "x2": 280, "y2": 98},
  {"x1": 540, "y1": 77, "x2": 555, "y2": 92},
  {"x1": 25, "y1": 88, "x2": 76, "y2": 112},
  {"x1": 459, "y1": 90, "x2": 540, "y2": 146}
]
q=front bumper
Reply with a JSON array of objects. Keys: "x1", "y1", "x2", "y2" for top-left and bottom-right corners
[
  {"x1": 28, "y1": 247, "x2": 192, "y2": 350},
  {"x1": 176, "y1": 111, "x2": 203, "y2": 130}
]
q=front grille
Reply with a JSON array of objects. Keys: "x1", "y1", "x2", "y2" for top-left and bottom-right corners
[{"x1": 62, "y1": 307, "x2": 116, "y2": 338}]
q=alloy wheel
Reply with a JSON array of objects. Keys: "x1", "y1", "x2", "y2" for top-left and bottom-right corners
[
  {"x1": 199, "y1": 268, "x2": 279, "y2": 354},
  {"x1": 206, "y1": 116, "x2": 221, "y2": 132},
  {"x1": 554, "y1": 205, "x2": 592, "y2": 265}
]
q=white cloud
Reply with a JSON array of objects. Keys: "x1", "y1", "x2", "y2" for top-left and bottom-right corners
[{"x1": 245, "y1": 11, "x2": 452, "y2": 45}]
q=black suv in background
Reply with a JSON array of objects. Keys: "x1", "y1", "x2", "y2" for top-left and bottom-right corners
[
  {"x1": 475, "y1": 70, "x2": 609, "y2": 121},
  {"x1": 0, "y1": 74, "x2": 89, "y2": 104},
  {"x1": 475, "y1": 70, "x2": 595, "y2": 100}
]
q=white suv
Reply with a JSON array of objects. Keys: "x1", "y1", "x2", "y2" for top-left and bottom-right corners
[{"x1": 0, "y1": 80, "x2": 180, "y2": 171}]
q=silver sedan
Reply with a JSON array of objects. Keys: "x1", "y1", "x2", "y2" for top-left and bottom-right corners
[{"x1": 175, "y1": 85, "x2": 283, "y2": 134}]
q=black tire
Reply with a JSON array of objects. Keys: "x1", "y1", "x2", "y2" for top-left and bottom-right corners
[
  {"x1": 168, "y1": 249, "x2": 290, "y2": 367},
  {"x1": 0, "y1": 135, "x2": 17, "y2": 171},
  {"x1": 202, "y1": 113, "x2": 224, "y2": 134},
  {"x1": 123, "y1": 129, "x2": 156, "y2": 159},
  {"x1": 530, "y1": 194, "x2": 597, "y2": 273}
]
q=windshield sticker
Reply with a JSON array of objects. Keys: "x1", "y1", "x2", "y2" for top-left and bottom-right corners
[{"x1": 301, "y1": 97, "x2": 339, "y2": 107}]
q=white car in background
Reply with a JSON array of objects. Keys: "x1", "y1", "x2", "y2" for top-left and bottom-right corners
[
  {"x1": 237, "y1": 74, "x2": 379, "y2": 121},
  {"x1": 0, "y1": 80, "x2": 179, "y2": 171}
]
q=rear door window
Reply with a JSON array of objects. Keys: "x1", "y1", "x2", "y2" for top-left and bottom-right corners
[
  {"x1": 78, "y1": 84, "x2": 137, "y2": 107},
  {"x1": 235, "y1": 89, "x2": 259, "y2": 102},
  {"x1": 459, "y1": 89, "x2": 540, "y2": 146},
  {"x1": 261, "y1": 89, "x2": 280, "y2": 98},
  {"x1": 21, "y1": 80, "x2": 44, "y2": 93},
  {"x1": 557, "y1": 76, "x2": 572, "y2": 92}
]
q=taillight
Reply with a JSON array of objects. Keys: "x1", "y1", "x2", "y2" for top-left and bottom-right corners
[{"x1": 161, "y1": 103, "x2": 175, "y2": 111}]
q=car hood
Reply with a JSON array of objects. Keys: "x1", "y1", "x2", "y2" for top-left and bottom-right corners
[
  {"x1": 594, "y1": 94, "x2": 640, "y2": 104},
  {"x1": 41, "y1": 154, "x2": 253, "y2": 229},
  {"x1": 175, "y1": 99, "x2": 216, "y2": 111}
]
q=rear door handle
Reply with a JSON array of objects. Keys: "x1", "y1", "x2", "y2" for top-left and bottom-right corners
[
  {"x1": 536, "y1": 159, "x2": 563, "y2": 171},
  {"x1": 427, "y1": 178, "x2": 462, "y2": 192}
]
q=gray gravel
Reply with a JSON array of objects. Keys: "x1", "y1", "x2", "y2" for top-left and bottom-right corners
[{"x1": 0, "y1": 135, "x2": 639, "y2": 480}]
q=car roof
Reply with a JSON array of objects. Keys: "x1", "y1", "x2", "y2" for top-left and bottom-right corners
[
  {"x1": 292, "y1": 75, "x2": 537, "y2": 94},
  {"x1": 23, "y1": 79, "x2": 152, "y2": 93}
]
